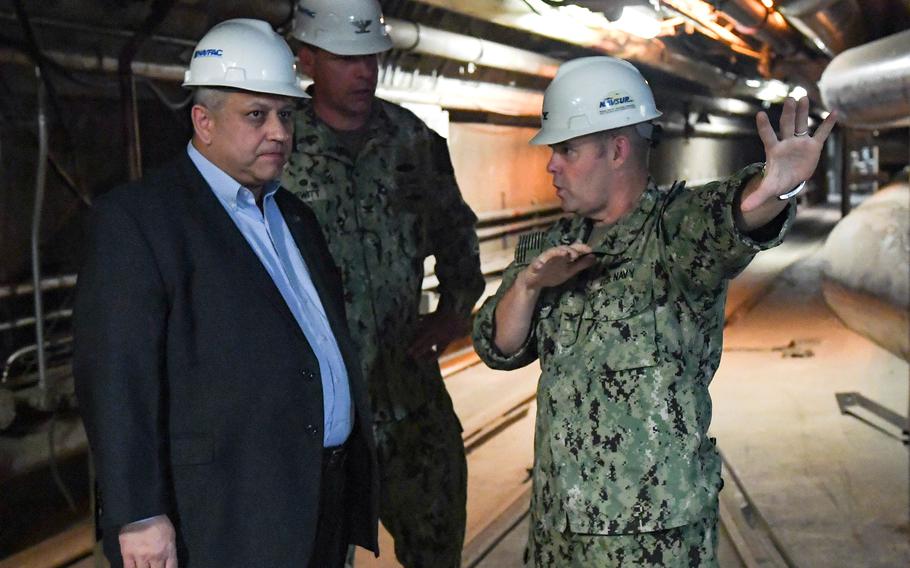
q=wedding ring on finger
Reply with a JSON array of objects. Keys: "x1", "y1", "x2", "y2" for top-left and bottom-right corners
[{"x1": 794, "y1": 129, "x2": 809, "y2": 137}]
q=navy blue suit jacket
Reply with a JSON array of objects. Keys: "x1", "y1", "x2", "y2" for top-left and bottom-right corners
[{"x1": 74, "y1": 152, "x2": 379, "y2": 567}]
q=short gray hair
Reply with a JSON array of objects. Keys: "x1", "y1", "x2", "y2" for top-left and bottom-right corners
[
  {"x1": 601, "y1": 125, "x2": 651, "y2": 170},
  {"x1": 192, "y1": 87, "x2": 230, "y2": 110}
]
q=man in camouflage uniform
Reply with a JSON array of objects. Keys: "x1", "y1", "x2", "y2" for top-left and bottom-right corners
[
  {"x1": 472, "y1": 56, "x2": 836, "y2": 566},
  {"x1": 282, "y1": 1, "x2": 484, "y2": 566}
]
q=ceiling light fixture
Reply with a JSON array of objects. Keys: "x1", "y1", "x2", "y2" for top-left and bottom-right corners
[
  {"x1": 755, "y1": 79, "x2": 791, "y2": 101},
  {"x1": 612, "y1": 5, "x2": 662, "y2": 39}
]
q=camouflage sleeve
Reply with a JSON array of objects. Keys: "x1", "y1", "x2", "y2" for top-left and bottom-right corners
[
  {"x1": 471, "y1": 261, "x2": 540, "y2": 370},
  {"x1": 661, "y1": 162, "x2": 796, "y2": 293},
  {"x1": 425, "y1": 133, "x2": 485, "y2": 318}
]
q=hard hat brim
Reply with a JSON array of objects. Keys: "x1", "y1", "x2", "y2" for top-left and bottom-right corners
[
  {"x1": 301, "y1": 35, "x2": 393, "y2": 56},
  {"x1": 183, "y1": 79, "x2": 310, "y2": 99},
  {"x1": 530, "y1": 112, "x2": 663, "y2": 146}
]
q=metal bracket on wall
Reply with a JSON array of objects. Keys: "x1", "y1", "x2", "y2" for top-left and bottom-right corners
[{"x1": 835, "y1": 391, "x2": 909, "y2": 446}]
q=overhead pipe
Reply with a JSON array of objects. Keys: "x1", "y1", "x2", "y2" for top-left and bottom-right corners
[
  {"x1": 707, "y1": 0, "x2": 804, "y2": 56},
  {"x1": 2, "y1": 4, "x2": 750, "y2": 104},
  {"x1": 11, "y1": 0, "x2": 691, "y2": 86},
  {"x1": 374, "y1": 68, "x2": 543, "y2": 116},
  {"x1": 385, "y1": 17, "x2": 561, "y2": 78},
  {"x1": 819, "y1": 29, "x2": 910, "y2": 129},
  {"x1": 0, "y1": 47, "x2": 185, "y2": 81},
  {"x1": 118, "y1": 0, "x2": 178, "y2": 181},
  {"x1": 0, "y1": 13, "x2": 560, "y2": 82},
  {"x1": 1, "y1": 337, "x2": 73, "y2": 384},
  {"x1": 0, "y1": 309, "x2": 73, "y2": 334},
  {"x1": 0, "y1": 48, "x2": 759, "y2": 123},
  {"x1": 0, "y1": 9, "x2": 762, "y2": 120},
  {"x1": 0, "y1": 46, "x2": 546, "y2": 117},
  {"x1": 31, "y1": 68, "x2": 49, "y2": 393},
  {"x1": 776, "y1": 0, "x2": 865, "y2": 56},
  {"x1": 660, "y1": 0, "x2": 761, "y2": 55},
  {"x1": 405, "y1": 0, "x2": 739, "y2": 92},
  {"x1": 119, "y1": 73, "x2": 142, "y2": 181},
  {"x1": 0, "y1": 274, "x2": 77, "y2": 301}
]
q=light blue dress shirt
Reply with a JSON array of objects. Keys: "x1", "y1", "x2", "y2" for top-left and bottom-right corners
[{"x1": 188, "y1": 143, "x2": 352, "y2": 447}]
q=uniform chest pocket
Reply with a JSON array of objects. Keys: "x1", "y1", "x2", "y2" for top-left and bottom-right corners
[
  {"x1": 582, "y1": 283, "x2": 659, "y2": 371},
  {"x1": 536, "y1": 292, "x2": 589, "y2": 349}
]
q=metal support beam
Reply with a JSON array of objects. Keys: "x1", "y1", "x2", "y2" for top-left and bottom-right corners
[{"x1": 835, "y1": 391, "x2": 910, "y2": 444}]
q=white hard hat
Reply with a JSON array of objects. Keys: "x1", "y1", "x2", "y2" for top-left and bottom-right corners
[
  {"x1": 530, "y1": 56, "x2": 662, "y2": 146},
  {"x1": 183, "y1": 19, "x2": 308, "y2": 98},
  {"x1": 292, "y1": 0, "x2": 393, "y2": 56}
]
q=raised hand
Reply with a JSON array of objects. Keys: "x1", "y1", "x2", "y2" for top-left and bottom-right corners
[{"x1": 741, "y1": 96, "x2": 837, "y2": 212}]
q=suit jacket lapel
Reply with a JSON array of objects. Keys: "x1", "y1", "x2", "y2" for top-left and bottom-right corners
[{"x1": 176, "y1": 155, "x2": 305, "y2": 341}]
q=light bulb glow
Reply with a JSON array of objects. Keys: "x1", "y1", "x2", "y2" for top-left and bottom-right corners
[
  {"x1": 613, "y1": 6, "x2": 661, "y2": 39},
  {"x1": 789, "y1": 86, "x2": 808, "y2": 100}
]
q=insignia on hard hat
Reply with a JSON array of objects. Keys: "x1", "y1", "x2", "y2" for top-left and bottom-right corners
[
  {"x1": 193, "y1": 48, "x2": 223, "y2": 58},
  {"x1": 352, "y1": 19, "x2": 372, "y2": 34},
  {"x1": 598, "y1": 91, "x2": 635, "y2": 114}
]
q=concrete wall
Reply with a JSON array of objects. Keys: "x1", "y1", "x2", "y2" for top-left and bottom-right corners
[{"x1": 448, "y1": 123, "x2": 555, "y2": 215}]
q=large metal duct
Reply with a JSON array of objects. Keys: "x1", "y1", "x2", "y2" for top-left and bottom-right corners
[
  {"x1": 777, "y1": 0, "x2": 866, "y2": 56},
  {"x1": 819, "y1": 29, "x2": 910, "y2": 129}
]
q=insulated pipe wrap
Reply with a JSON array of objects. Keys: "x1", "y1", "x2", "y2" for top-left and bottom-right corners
[{"x1": 819, "y1": 29, "x2": 910, "y2": 129}]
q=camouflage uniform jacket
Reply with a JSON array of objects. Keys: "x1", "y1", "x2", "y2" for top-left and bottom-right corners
[
  {"x1": 473, "y1": 164, "x2": 794, "y2": 534},
  {"x1": 283, "y1": 99, "x2": 484, "y2": 421}
]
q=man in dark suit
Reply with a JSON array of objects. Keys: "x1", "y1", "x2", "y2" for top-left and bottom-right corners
[{"x1": 73, "y1": 19, "x2": 378, "y2": 568}]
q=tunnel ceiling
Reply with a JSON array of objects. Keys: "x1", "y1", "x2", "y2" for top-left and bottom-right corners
[{"x1": 0, "y1": 0, "x2": 908, "y2": 113}]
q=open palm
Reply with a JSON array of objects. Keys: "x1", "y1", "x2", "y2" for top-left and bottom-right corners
[{"x1": 741, "y1": 97, "x2": 838, "y2": 212}]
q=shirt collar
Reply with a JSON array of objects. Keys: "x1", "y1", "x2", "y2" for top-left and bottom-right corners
[{"x1": 186, "y1": 141, "x2": 280, "y2": 208}]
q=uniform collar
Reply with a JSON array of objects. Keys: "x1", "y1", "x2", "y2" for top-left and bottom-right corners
[
  {"x1": 294, "y1": 96, "x2": 391, "y2": 163},
  {"x1": 575, "y1": 179, "x2": 661, "y2": 258}
]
